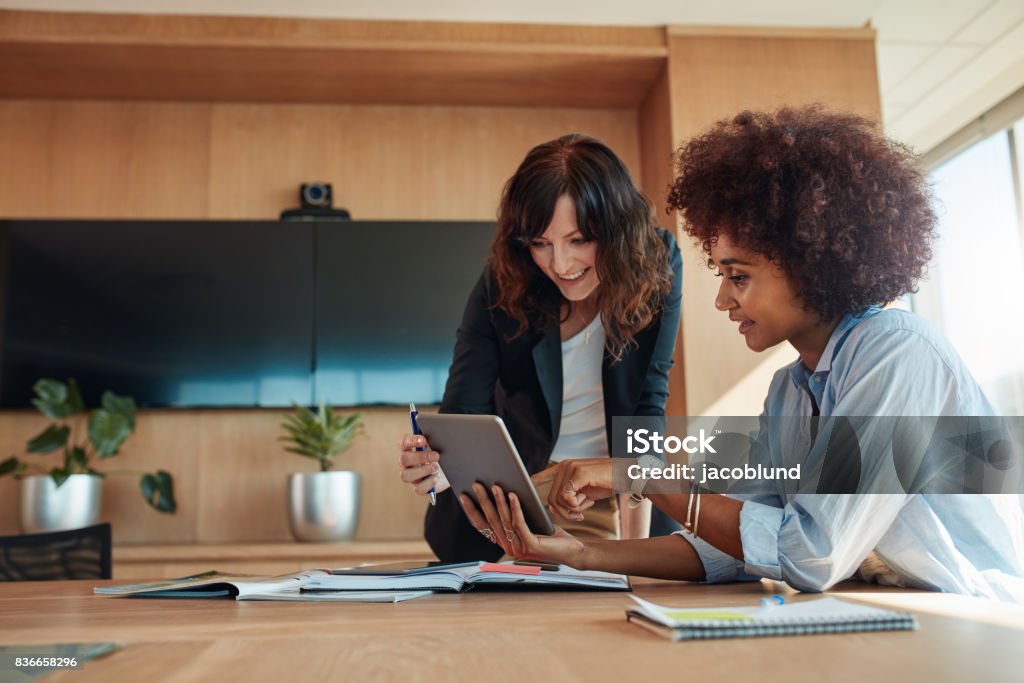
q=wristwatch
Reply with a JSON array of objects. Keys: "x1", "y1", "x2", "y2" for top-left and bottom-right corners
[{"x1": 628, "y1": 454, "x2": 664, "y2": 509}]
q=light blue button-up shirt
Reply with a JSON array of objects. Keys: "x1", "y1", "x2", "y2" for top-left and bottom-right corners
[{"x1": 680, "y1": 307, "x2": 1024, "y2": 602}]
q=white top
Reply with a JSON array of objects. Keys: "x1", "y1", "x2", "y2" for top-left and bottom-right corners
[{"x1": 548, "y1": 313, "x2": 609, "y2": 463}]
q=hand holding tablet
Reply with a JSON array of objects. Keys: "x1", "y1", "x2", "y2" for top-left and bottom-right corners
[
  {"x1": 459, "y1": 482, "x2": 587, "y2": 564},
  {"x1": 413, "y1": 414, "x2": 556, "y2": 536},
  {"x1": 397, "y1": 432, "x2": 448, "y2": 497}
]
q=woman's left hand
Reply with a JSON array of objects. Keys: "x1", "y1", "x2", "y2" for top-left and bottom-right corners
[{"x1": 459, "y1": 483, "x2": 586, "y2": 567}]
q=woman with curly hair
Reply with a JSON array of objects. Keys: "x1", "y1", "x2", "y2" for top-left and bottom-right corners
[
  {"x1": 460, "y1": 107, "x2": 1024, "y2": 601},
  {"x1": 397, "y1": 133, "x2": 682, "y2": 562}
]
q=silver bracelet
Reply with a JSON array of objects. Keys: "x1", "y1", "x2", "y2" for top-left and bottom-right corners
[
  {"x1": 684, "y1": 481, "x2": 695, "y2": 531},
  {"x1": 693, "y1": 487, "x2": 702, "y2": 538},
  {"x1": 684, "y1": 480, "x2": 701, "y2": 536}
]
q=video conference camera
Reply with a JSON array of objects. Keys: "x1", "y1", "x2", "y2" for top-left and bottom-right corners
[{"x1": 281, "y1": 182, "x2": 351, "y2": 221}]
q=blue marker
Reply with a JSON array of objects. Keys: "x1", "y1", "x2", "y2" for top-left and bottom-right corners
[
  {"x1": 760, "y1": 595, "x2": 785, "y2": 607},
  {"x1": 409, "y1": 403, "x2": 436, "y2": 506}
]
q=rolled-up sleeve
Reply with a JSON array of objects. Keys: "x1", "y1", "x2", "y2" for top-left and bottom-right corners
[
  {"x1": 739, "y1": 494, "x2": 910, "y2": 591},
  {"x1": 674, "y1": 528, "x2": 761, "y2": 583},
  {"x1": 677, "y1": 491, "x2": 909, "y2": 588},
  {"x1": 739, "y1": 501, "x2": 785, "y2": 578}
]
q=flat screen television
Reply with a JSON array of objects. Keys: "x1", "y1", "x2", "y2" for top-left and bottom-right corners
[{"x1": 0, "y1": 220, "x2": 496, "y2": 408}]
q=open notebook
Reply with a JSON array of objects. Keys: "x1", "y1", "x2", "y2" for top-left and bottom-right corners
[
  {"x1": 94, "y1": 570, "x2": 430, "y2": 602},
  {"x1": 626, "y1": 595, "x2": 917, "y2": 641},
  {"x1": 304, "y1": 561, "x2": 631, "y2": 593}
]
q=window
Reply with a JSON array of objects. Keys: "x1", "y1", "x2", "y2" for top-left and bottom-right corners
[{"x1": 913, "y1": 121, "x2": 1024, "y2": 415}]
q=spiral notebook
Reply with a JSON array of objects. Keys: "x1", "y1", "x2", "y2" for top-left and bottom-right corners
[{"x1": 626, "y1": 595, "x2": 917, "y2": 641}]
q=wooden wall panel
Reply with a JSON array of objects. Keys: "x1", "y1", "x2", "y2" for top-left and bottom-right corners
[
  {"x1": 637, "y1": 65, "x2": 687, "y2": 417},
  {"x1": 0, "y1": 100, "x2": 211, "y2": 219},
  {"x1": 637, "y1": 66, "x2": 676, "y2": 222},
  {"x1": 190, "y1": 409, "x2": 431, "y2": 543},
  {"x1": 193, "y1": 410, "x2": 294, "y2": 543},
  {"x1": 667, "y1": 34, "x2": 882, "y2": 135},
  {"x1": 206, "y1": 103, "x2": 640, "y2": 220},
  {"x1": 101, "y1": 411, "x2": 202, "y2": 544},
  {"x1": 0, "y1": 102, "x2": 51, "y2": 221},
  {"x1": 666, "y1": 33, "x2": 882, "y2": 415},
  {"x1": 0, "y1": 99, "x2": 640, "y2": 222}
]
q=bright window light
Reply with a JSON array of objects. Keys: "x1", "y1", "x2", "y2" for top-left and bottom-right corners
[{"x1": 915, "y1": 126, "x2": 1024, "y2": 415}]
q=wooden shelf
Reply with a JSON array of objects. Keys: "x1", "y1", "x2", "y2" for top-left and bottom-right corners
[{"x1": 0, "y1": 10, "x2": 667, "y2": 108}]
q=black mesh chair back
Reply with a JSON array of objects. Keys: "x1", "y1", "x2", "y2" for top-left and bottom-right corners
[{"x1": 0, "y1": 523, "x2": 112, "y2": 580}]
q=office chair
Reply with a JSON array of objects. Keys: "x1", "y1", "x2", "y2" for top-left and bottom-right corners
[{"x1": 0, "y1": 523, "x2": 112, "y2": 580}]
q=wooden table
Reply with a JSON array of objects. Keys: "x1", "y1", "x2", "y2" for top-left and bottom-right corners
[{"x1": 1, "y1": 577, "x2": 1023, "y2": 682}]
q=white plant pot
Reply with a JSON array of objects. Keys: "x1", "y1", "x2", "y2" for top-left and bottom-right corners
[
  {"x1": 288, "y1": 471, "x2": 361, "y2": 542},
  {"x1": 19, "y1": 474, "x2": 103, "y2": 533}
]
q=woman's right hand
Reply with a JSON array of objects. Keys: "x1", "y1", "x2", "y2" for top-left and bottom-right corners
[
  {"x1": 532, "y1": 458, "x2": 614, "y2": 521},
  {"x1": 398, "y1": 433, "x2": 450, "y2": 496}
]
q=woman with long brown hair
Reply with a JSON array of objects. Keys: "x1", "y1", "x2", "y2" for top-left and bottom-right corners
[{"x1": 397, "y1": 134, "x2": 682, "y2": 562}]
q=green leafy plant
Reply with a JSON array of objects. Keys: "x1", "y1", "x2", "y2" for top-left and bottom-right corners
[
  {"x1": 280, "y1": 402, "x2": 364, "y2": 472},
  {"x1": 0, "y1": 378, "x2": 176, "y2": 514}
]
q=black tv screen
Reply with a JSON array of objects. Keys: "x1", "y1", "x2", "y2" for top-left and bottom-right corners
[
  {"x1": 0, "y1": 220, "x2": 495, "y2": 408},
  {"x1": 315, "y1": 222, "x2": 495, "y2": 406}
]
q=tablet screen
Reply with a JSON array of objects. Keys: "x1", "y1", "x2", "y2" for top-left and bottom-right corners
[{"x1": 415, "y1": 413, "x2": 556, "y2": 536}]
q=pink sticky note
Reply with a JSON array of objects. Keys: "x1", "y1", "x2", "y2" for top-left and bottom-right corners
[{"x1": 479, "y1": 562, "x2": 541, "y2": 576}]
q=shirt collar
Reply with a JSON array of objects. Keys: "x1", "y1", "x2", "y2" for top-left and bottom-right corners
[{"x1": 788, "y1": 306, "x2": 883, "y2": 398}]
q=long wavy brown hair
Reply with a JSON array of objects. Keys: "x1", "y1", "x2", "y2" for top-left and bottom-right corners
[{"x1": 490, "y1": 134, "x2": 672, "y2": 361}]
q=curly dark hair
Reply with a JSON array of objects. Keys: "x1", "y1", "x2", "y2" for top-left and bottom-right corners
[
  {"x1": 491, "y1": 133, "x2": 672, "y2": 361},
  {"x1": 667, "y1": 105, "x2": 937, "y2": 321}
]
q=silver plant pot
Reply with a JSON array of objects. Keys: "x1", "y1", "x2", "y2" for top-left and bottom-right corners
[
  {"x1": 288, "y1": 471, "x2": 361, "y2": 542},
  {"x1": 19, "y1": 474, "x2": 103, "y2": 533}
]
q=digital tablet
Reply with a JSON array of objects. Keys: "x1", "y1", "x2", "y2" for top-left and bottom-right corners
[{"x1": 414, "y1": 413, "x2": 556, "y2": 536}]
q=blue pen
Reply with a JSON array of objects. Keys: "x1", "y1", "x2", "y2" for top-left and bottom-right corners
[
  {"x1": 409, "y1": 403, "x2": 436, "y2": 506},
  {"x1": 760, "y1": 595, "x2": 785, "y2": 607}
]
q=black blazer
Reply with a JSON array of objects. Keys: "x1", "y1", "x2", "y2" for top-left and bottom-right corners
[{"x1": 425, "y1": 228, "x2": 683, "y2": 562}]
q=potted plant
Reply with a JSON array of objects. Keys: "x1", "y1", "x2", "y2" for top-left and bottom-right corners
[
  {"x1": 0, "y1": 378, "x2": 176, "y2": 533},
  {"x1": 280, "y1": 401, "x2": 363, "y2": 542}
]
